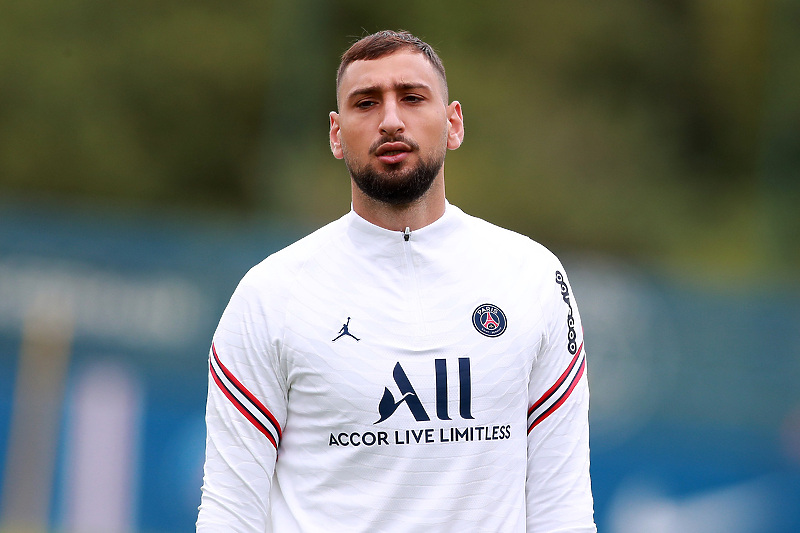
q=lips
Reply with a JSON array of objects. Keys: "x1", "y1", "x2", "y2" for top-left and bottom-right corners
[{"x1": 375, "y1": 142, "x2": 412, "y2": 165}]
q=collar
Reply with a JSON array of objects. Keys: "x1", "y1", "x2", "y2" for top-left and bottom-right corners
[{"x1": 346, "y1": 201, "x2": 462, "y2": 245}]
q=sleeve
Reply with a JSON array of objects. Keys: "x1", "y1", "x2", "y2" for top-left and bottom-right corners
[
  {"x1": 196, "y1": 272, "x2": 289, "y2": 533},
  {"x1": 526, "y1": 264, "x2": 596, "y2": 533}
]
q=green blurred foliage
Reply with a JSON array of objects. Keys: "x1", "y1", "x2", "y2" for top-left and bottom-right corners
[{"x1": 0, "y1": 0, "x2": 797, "y2": 282}]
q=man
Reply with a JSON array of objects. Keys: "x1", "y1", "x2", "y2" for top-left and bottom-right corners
[{"x1": 197, "y1": 30, "x2": 596, "y2": 532}]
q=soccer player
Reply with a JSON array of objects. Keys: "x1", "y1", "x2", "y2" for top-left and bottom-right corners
[{"x1": 197, "y1": 30, "x2": 596, "y2": 532}]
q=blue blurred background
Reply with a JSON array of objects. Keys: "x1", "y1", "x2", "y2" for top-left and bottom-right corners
[{"x1": 1, "y1": 1, "x2": 798, "y2": 532}]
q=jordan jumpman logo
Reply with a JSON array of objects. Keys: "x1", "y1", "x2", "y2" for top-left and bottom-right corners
[{"x1": 332, "y1": 317, "x2": 360, "y2": 342}]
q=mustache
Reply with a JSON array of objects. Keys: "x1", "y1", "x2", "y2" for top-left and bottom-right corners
[{"x1": 369, "y1": 135, "x2": 419, "y2": 155}]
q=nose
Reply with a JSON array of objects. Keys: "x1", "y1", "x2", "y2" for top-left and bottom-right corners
[{"x1": 379, "y1": 100, "x2": 404, "y2": 136}]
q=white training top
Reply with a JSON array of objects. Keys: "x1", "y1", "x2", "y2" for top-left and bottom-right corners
[{"x1": 197, "y1": 203, "x2": 595, "y2": 533}]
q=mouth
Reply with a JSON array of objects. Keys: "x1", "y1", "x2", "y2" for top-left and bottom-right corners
[{"x1": 375, "y1": 142, "x2": 412, "y2": 165}]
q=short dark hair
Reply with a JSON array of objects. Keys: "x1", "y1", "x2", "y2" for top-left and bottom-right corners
[{"x1": 336, "y1": 30, "x2": 448, "y2": 101}]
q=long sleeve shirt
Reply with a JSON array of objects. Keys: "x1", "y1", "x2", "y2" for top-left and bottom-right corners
[{"x1": 197, "y1": 203, "x2": 596, "y2": 532}]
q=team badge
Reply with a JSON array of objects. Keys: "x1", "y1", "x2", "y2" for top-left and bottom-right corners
[{"x1": 472, "y1": 304, "x2": 507, "y2": 337}]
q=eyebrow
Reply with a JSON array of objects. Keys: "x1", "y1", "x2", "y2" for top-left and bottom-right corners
[{"x1": 346, "y1": 82, "x2": 433, "y2": 101}]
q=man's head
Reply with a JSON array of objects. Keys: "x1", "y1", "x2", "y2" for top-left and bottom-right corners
[
  {"x1": 330, "y1": 31, "x2": 464, "y2": 207},
  {"x1": 336, "y1": 30, "x2": 449, "y2": 107}
]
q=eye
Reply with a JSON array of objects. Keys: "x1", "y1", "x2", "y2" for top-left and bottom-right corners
[
  {"x1": 403, "y1": 94, "x2": 424, "y2": 103},
  {"x1": 355, "y1": 99, "x2": 377, "y2": 109}
]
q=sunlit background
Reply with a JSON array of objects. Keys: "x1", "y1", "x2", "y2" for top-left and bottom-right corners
[{"x1": 1, "y1": 1, "x2": 799, "y2": 532}]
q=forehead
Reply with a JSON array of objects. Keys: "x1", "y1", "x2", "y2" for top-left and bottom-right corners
[{"x1": 338, "y1": 50, "x2": 446, "y2": 102}]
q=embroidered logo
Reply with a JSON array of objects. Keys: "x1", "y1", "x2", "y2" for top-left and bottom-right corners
[
  {"x1": 332, "y1": 317, "x2": 360, "y2": 342},
  {"x1": 472, "y1": 304, "x2": 507, "y2": 337}
]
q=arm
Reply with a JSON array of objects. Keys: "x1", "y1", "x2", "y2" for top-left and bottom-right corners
[
  {"x1": 526, "y1": 267, "x2": 596, "y2": 533},
  {"x1": 197, "y1": 277, "x2": 288, "y2": 532}
]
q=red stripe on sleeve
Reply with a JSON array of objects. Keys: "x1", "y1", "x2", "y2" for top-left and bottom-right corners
[
  {"x1": 528, "y1": 356, "x2": 586, "y2": 433},
  {"x1": 528, "y1": 343, "x2": 583, "y2": 417},
  {"x1": 212, "y1": 344, "x2": 282, "y2": 438},
  {"x1": 210, "y1": 360, "x2": 279, "y2": 450}
]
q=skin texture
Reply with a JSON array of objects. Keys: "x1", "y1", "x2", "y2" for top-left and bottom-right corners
[{"x1": 330, "y1": 50, "x2": 465, "y2": 232}]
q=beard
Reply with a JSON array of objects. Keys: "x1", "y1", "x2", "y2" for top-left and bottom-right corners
[{"x1": 345, "y1": 137, "x2": 445, "y2": 206}]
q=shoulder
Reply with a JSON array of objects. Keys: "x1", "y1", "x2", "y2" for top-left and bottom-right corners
[
  {"x1": 455, "y1": 207, "x2": 561, "y2": 267},
  {"x1": 236, "y1": 215, "x2": 348, "y2": 296},
  {"x1": 449, "y1": 208, "x2": 570, "y2": 312},
  {"x1": 217, "y1": 215, "x2": 350, "y2": 338}
]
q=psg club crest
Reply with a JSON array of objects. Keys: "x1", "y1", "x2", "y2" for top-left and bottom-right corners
[{"x1": 472, "y1": 304, "x2": 507, "y2": 337}]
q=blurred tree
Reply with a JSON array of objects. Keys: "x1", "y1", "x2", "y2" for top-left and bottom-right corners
[
  {"x1": 0, "y1": 0, "x2": 795, "y2": 279},
  {"x1": 0, "y1": 0, "x2": 273, "y2": 210},
  {"x1": 255, "y1": 0, "x2": 341, "y2": 216},
  {"x1": 758, "y1": 0, "x2": 800, "y2": 273}
]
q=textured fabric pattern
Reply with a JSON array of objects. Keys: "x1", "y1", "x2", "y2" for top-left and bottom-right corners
[{"x1": 197, "y1": 204, "x2": 595, "y2": 532}]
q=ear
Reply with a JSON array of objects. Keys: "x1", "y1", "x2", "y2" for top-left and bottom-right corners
[
  {"x1": 329, "y1": 111, "x2": 344, "y2": 159},
  {"x1": 446, "y1": 101, "x2": 464, "y2": 150}
]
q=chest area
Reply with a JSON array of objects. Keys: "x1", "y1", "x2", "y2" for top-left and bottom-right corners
[{"x1": 278, "y1": 279, "x2": 545, "y2": 429}]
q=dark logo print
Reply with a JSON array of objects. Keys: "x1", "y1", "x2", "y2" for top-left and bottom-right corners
[
  {"x1": 375, "y1": 359, "x2": 474, "y2": 424},
  {"x1": 472, "y1": 304, "x2": 507, "y2": 337},
  {"x1": 332, "y1": 317, "x2": 360, "y2": 342},
  {"x1": 375, "y1": 362, "x2": 429, "y2": 424},
  {"x1": 555, "y1": 271, "x2": 578, "y2": 355}
]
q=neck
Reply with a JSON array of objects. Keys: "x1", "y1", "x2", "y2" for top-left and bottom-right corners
[{"x1": 351, "y1": 176, "x2": 446, "y2": 232}]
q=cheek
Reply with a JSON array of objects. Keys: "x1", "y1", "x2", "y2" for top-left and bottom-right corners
[
  {"x1": 420, "y1": 114, "x2": 449, "y2": 143},
  {"x1": 422, "y1": 122, "x2": 450, "y2": 155},
  {"x1": 339, "y1": 138, "x2": 367, "y2": 169},
  {"x1": 339, "y1": 125, "x2": 371, "y2": 152}
]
